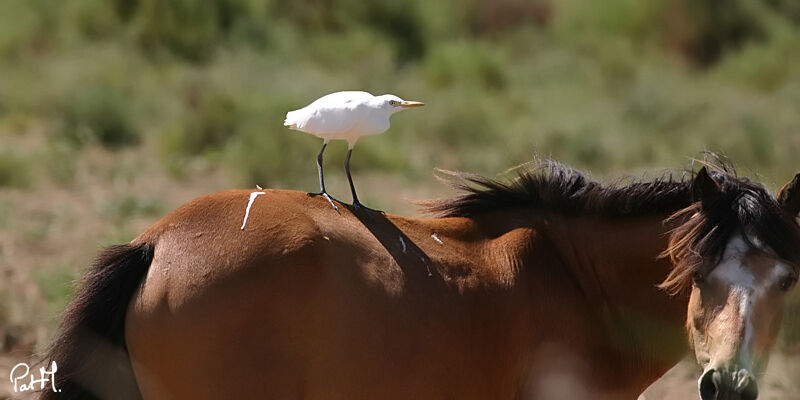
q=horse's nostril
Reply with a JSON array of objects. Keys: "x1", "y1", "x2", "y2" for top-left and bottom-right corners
[
  {"x1": 699, "y1": 368, "x2": 719, "y2": 400},
  {"x1": 737, "y1": 371, "x2": 758, "y2": 400}
]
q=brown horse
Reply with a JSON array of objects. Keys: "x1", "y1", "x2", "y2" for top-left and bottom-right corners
[{"x1": 41, "y1": 160, "x2": 800, "y2": 400}]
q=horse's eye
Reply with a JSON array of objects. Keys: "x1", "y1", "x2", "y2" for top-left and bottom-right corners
[{"x1": 779, "y1": 276, "x2": 796, "y2": 291}]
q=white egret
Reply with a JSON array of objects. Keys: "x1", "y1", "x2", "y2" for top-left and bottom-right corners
[{"x1": 284, "y1": 91, "x2": 424, "y2": 211}]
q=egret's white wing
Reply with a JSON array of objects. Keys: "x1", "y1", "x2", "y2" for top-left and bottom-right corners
[
  {"x1": 286, "y1": 91, "x2": 376, "y2": 136},
  {"x1": 306, "y1": 91, "x2": 374, "y2": 109}
]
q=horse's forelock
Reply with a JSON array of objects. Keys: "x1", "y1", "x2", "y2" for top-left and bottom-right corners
[
  {"x1": 745, "y1": 188, "x2": 800, "y2": 271},
  {"x1": 659, "y1": 175, "x2": 800, "y2": 295}
]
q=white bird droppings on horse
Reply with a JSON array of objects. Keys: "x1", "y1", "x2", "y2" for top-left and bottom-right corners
[
  {"x1": 321, "y1": 193, "x2": 338, "y2": 211},
  {"x1": 396, "y1": 235, "x2": 432, "y2": 276},
  {"x1": 431, "y1": 233, "x2": 443, "y2": 245},
  {"x1": 240, "y1": 191, "x2": 266, "y2": 230},
  {"x1": 420, "y1": 256, "x2": 433, "y2": 277}
]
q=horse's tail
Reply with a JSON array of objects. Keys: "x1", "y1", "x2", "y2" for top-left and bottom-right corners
[{"x1": 40, "y1": 242, "x2": 154, "y2": 400}]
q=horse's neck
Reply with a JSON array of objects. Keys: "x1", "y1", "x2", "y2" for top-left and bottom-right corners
[{"x1": 542, "y1": 214, "x2": 690, "y2": 389}]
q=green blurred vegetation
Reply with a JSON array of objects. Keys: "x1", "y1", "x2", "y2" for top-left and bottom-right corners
[
  {"x1": 0, "y1": 0, "x2": 799, "y2": 187},
  {"x1": 0, "y1": 150, "x2": 31, "y2": 188},
  {"x1": 1, "y1": 0, "x2": 800, "y2": 350}
]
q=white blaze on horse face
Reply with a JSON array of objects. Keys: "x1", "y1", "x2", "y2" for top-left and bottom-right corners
[{"x1": 705, "y1": 234, "x2": 792, "y2": 369}]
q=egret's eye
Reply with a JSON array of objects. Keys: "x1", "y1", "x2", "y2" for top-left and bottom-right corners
[{"x1": 389, "y1": 100, "x2": 399, "y2": 106}]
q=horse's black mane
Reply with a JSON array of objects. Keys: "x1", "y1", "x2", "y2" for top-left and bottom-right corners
[
  {"x1": 425, "y1": 158, "x2": 800, "y2": 294},
  {"x1": 425, "y1": 159, "x2": 694, "y2": 218}
]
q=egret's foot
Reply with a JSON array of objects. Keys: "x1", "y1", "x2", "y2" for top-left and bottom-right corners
[
  {"x1": 351, "y1": 201, "x2": 384, "y2": 214},
  {"x1": 308, "y1": 191, "x2": 339, "y2": 211}
]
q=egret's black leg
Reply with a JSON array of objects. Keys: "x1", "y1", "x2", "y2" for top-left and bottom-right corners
[
  {"x1": 344, "y1": 148, "x2": 358, "y2": 204},
  {"x1": 344, "y1": 148, "x2": 382, "y2": 213},
  {"x1": 308, "y1": 141, "x2": 338, "y2": 210}
]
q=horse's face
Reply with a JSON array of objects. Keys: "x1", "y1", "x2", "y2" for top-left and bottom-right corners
[
  {"x1": 688, "y1": 233, "x2": 796, "y2": 400},
  {"x1": 680, "y1": 168, "x2": 800, "y2": 400}
]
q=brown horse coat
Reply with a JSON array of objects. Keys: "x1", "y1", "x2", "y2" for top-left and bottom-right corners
[
  {"x1": 41, "y1": 160, "x2": 800, "y2": 400},
  {"x1": 123, "y1": 189, "x2": 688, "y2": 399}
]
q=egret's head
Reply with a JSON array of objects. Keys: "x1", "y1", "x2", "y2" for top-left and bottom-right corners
[{"x1": 376, "y1": 94, "x2": 424, "y2": 113}]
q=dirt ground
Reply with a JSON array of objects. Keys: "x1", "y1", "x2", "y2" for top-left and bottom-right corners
[
  {"x1": 640, "y1": 353, "x2": 800, "y2": 400},
  {"x1": 1, "y1": 352, "x2": 36, "y2": 400}
]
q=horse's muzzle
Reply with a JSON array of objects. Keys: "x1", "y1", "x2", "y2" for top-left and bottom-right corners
[{"x1": 699, "y1": 367, "x2": 758, "y2": 400}]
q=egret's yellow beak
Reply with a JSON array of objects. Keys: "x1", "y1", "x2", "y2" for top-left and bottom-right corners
[{"x1": 400, "y1": 101, "x2": 425, "y2": 108}]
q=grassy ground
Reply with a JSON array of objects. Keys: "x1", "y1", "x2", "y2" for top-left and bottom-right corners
[{"x1": 1, "y1": 0, "x2": 800, "y2": 397}]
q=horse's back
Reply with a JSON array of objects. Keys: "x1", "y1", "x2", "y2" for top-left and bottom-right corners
[
  {"x1": 126, "y1": 190, "x2": 324, "y2": 397},
  {"x1": 125, "y1": 190, "x2": 532, "y2": 399}
]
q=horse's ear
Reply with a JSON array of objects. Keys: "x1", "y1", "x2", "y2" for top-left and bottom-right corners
[
  {"x1": 693, "y1": 166, "x2": 722, "y2": 206},
  {"x1": 777, "y1": 173, "x2": 800, "y2": 217}
]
